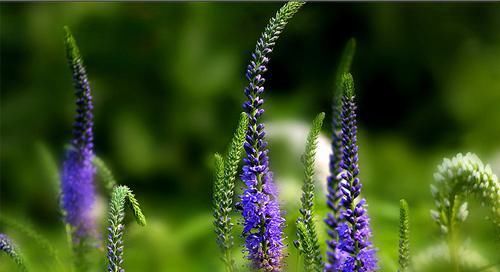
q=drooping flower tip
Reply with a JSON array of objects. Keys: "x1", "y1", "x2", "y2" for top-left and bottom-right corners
[{"x1": 107, "y1": 185, "x2": 146, "y2": 272}]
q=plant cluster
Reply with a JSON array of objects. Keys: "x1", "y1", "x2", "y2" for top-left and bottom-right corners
[
  {"x1": 210, "y1": 2, "x2": 500, "y2": 272},
  {"x1": 1, "y1": 27, "x2": 146, "y2": 272},
  {"x1": 1, "y1": 2, "x2": 498, "y2": 272}
]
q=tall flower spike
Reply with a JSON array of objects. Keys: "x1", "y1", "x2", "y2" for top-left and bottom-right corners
[
  {"x1": 107, "y1": 185, "x2": 146, "y2": 272},
  {"x1": 398, "y1": 199, "x2": 410, "y2": 272},
  {"x1": 333, "y1": 73, "x2": 377, "y2": 272},
  {"x1": 213, "y1": 113, "x2": 249, "y2": 272},
  {"x1": 60, "y1": 26, "x2": 97, "y2": 243},
  {"x1": 240, "y1": 2, "x2": 304, "y2": 271},
  {"x1": 0, "y1": 233, "x2": 28, "y2": 272},
  {"x1": 295, "y1": 113, "x2": 325, "y2": 272},
  {"x1": 325, "y1": 38, "x2": 356, "y2": 269}
]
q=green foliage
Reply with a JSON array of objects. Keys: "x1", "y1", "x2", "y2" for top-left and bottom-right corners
[
  {"x1": 35, "y1": 142, "x2": 61, "y2": 196},
  {"x1": 2, "y1": 4, "x2": 500, "y2": 272},
  {"x1": 295, "y1": 113, "x2": 325, "y2": 272},
  {"x1": 93, "y1": 156, "x2": 118, "y2": 193},
  {"x1": 212, "y1": 113, "x2": 248, "y2": 272},
  {"x1": 0, "y1": 215, "x2": 62, "y2": 270},
  {"x1": 398, "y1": 199, "x2": 410, "y2": 272},
  {"x1": 0, "y1": 234, "x2": 28, "y2": 272},
  {"x1": 107, "y1": 185, "x2": 146, "y2": 272},
  {"x1": 412, "y1": 242, "x2": 498, "y2": 272}
]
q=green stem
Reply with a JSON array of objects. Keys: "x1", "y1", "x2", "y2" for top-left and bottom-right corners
[
  {"x1": 449, "y1": 228, "x2": 460, "y2": 272},
  {"x1": 224, "y1": 249, "x2": 234, "y2": 272},
  {"x1": 296, "y1": 251, "x2": 302, "y2": 272},
  {"x1": 448, "y1": 196, "x2": 460, "y2": 272}
]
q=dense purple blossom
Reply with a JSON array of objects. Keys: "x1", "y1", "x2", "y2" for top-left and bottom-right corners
[
  {"x1": 240, "y1": 168, "x2": 284, "y2": 271},
  {"x1": 239, "y1": 2, "x2": 304, "y2": 271},
  {"x1": 325, "y1": 74, "x2": 377, "y2": 272},
  {"x1": 240, "y1": 48, "x2": 285, "y2": 268},
  {"x1": 60, "y1": 28, "x2": 96, "y2": 241}
]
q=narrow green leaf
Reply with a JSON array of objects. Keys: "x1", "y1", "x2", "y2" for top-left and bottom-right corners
[{"x1": 0, "y1": 215, "x2": 62, "y2": 271}]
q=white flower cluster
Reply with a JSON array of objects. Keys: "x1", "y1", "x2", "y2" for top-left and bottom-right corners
[{"x1": 430, "y1": 153, "x2": 499, "y2": 233}]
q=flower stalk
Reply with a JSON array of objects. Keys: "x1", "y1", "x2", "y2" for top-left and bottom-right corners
[
  {"x1": 213, "y1": 113, "x2": 249, "y2": 272},
  {"x1": 295, "y1": 113, "x2": 325, "y2": 272},
  {"x1": 106, "y1": 185, "x2": 146, "y2": 272},
  {"x1": 398, "y1": 199, "x2": 410, "y2": 272},
  {"x1": 239, "y1": 2, "x2": 304, "y2": 271},
  {"x1": 333, "y1": 73, "x2": 377, "y2": 272},
  {"x1": 325, "y1": 38, "x2": 356, "y2": 269}
]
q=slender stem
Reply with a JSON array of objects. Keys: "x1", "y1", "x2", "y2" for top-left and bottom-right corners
[
  {"x1": 223, "y1": 247, "x2": 234, "y2": 272},
  {"x1": 448, "y1": 229, "x2": 460, "y2": 272},
  {"x1": 65, "y1": 224, "x2": 76, "y2": 272},
  {"x1": 447, "y1": 196, "x2": 460, "y2": 272},
  {"x1": 296, "y1": 251, "x2": 301, "y2": 272}
]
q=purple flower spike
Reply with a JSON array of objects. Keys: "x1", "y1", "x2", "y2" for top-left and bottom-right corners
[
  {"x1": 327, "y1": 74, "x2": 377, "y2": 272},
  {"x1": 239, "y1": 2, "x2": 304, "y2": 271},
  {"x1": 325, "y1": 39, "x2": 356, "y2": 270},
  {"x1": 60, "y1": 27, "x2": 96, "y2": 241}
]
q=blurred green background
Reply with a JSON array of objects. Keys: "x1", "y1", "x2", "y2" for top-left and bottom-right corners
[{"x1": 1, "y1": 2, "x2": 500, "y2": 271}]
